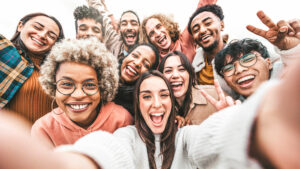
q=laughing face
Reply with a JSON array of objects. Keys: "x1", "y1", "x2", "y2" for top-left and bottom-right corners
[
  {"x1": 120, "y1": 45, "x2": 156, "y2": 83},
  {"x1": 55, "y1": 62, "x2": 100, "y2": 129},
  {"x1": 76, "y1": 18, "x2": 103, "y2": 42},
  {"x1": 120, "y1": 12, "x2": 140, "y2": 49},
  {"x1": 224, "y1": 51, "x2": 272, "y2": 97},
  {"x1": 139, "y1": 76, "x2": 172, "y2": 134},
  {"x1": 145, "y1": 18, "x2": 172, "y2": 51},
  {"x1": 162, "y1": 55, "x2": 189, "y2": 104},
  {"x1": 190, "y1": 11, "x2": 224, "y2": 52},
  {"x1": 18, "y1": 16, "x2": 60, "y2": 55}
]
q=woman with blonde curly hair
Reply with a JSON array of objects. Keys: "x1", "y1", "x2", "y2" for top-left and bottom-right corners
[
  {"x1": 141, "y1": 0, "x2": 217, "y2": 63},
  {"x1": 31, "y1": 37, "x2": 133, "y2": 148}
]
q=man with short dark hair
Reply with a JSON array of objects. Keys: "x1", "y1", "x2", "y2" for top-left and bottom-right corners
[
  {"x1": 188, "y1": 4, "x2": 225, "y2": 85},
  {"x1": 73, "y1": 5, "x2": 104, "y2": 42},
  {"x1": 87, "y1": 0, "x2": 140, "y2": 59}
]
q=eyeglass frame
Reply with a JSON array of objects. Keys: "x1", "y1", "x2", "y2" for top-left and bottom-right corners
[
  {"x1": 54, "y1": 78, "x2": 99, "y2": 96},
  {"x1": 220, "y1": 53, "x2": 258, "y2": 77}
]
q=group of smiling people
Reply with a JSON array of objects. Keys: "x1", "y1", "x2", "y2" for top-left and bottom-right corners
[{"x1": 1, "y1": 0, "x2": 300, "y2": 169}]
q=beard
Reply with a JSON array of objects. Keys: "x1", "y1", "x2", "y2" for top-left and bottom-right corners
[
  {"x1": 200, "y1": 40, "x2": 219, "y2": 52},
  {"x1": 121, "y1": 31, "x2": 139, "y2": 50}
]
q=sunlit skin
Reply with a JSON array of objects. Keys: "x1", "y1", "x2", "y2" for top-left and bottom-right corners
[
  {"x1": 162, "y1": 55, "x2": 189, "y2": 105},
  {"x1": 55, "y1": 62, "x2": 101, "y2": 129},
  {"x1": 224, "y1": 51, "x2": 272, "y2": 97},
  {"x1": 139, "y1": 76, "x2": 172, "y2": 134},
  {"x1": 120, "y1": 12, "x2": 139, "y2": 51},
  {"x1": 190, "y1": 11, "x2": 224, "y2": 57},
  {"x1": 120, "y1": 45, "x2": 156, "y2": 83},
  {"x1": 76, "y1": 18, "x2": 103, "y2": 42},
  {"x1": 145, "y1": 18, "x2": 172, "y2": 51},
  {"x1": 17, "y1": 16, "x2": 60, "y2": 55}
]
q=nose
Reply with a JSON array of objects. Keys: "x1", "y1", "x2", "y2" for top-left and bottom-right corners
[
  {"x1": 38, "y1": 30, "x2": 47, "y2": 40},
  {"x1": 153, "y1": 29, "x2": 161, "y2": 37},
  {"x1": 199, "y1": 26, "x2": 207, "y2": 34},
  {"x1": 153, "y1": 95, "x2": 162, "y2": 108},
  {"x1": 171, "y1": 69, "x2": 180, "y2": 79},
  {"x1": 133, "y1": 58, "x2": 142, "y2": 69},
  {"x1": 234, "y1": 62, "x2": 248, "y2": 75},
  {"x1": 71, "y1": 86, "x2": 86, "y2": 99}
]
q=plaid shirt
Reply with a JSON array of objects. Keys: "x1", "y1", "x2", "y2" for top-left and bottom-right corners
[{"x1": 0, "y1": 34, "x2": 34, "y2": 108}]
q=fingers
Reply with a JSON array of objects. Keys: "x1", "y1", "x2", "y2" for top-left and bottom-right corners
[
  {"x1": 256, "y1": 10, "x2": 277, "y2": 30},
  {"x1": 225, "y1": 96, "x2": 234, "y2": 106},
  {"x1": 214, "y1": 80, "x2": 225, "y2": 101},
  {"x1": 277, "y1": 20, "x2": 294, "y2": 38},
  {"x1": 176, "y1": 116, "x2": 185, "y2": 128},
  {"x1": 200, "y1": 89, "x2": 217, "y2": 105},
  {"x1": 235, "y1": 100, "x2": 242, "y2": 105},
  {"x1": 289, "y1": 19, "x2": 300, "y2": 38}
]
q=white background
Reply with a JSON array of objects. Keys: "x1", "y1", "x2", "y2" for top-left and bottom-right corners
[{"x1": 1, "y1": 0, "x2": 299, "y2": 49}]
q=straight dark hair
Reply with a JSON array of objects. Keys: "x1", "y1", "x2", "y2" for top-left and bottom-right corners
[
  {"x1": 158, "y1": 51, "x2": 196, "y2": 117},
  {"x1": 134, "y1": 70, "x2": 177, "y2": 169}
]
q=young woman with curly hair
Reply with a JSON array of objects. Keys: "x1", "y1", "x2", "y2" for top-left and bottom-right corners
[
  {"x1": 141, "y1": 0, "x2": 217, "y2": 63},
  {"x1": 31, "y1": 38, "x2": 133, "y2": 148}
]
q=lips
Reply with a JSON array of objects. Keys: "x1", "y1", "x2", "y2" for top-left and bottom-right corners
[
  {"x1": 150, "y1": 112, "x2": 165, "y2": 125},
  {"x1": 199, "y1": 34, "x2": 211, "y2": 43},
  {"x1": 125, "y1": 65, "x2": 138, "y2": 76},
  {"x1": 31, "y1": 37, "x2": 46, "y2": 46},
  {"x1": 124, "y1": 31, "x2": 137, "y2": 43},
  {"x1": 170, "y1": 81, "x2": 183, "y2": 91},
  {"x1": 236, "y1": 75, "x2": 255, "y2": 88},
  {"x1": 67, "y1": 103, "x2": 90, "y2": 112}
]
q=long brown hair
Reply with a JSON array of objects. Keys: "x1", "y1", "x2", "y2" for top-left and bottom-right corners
[{"x1": 134, "y1": 70, "x2": 177, "y2": 169}]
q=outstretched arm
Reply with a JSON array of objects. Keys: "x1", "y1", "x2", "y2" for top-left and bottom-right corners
[{"x1": 247, "y1": 11, "x2": 300, "y2": 50}]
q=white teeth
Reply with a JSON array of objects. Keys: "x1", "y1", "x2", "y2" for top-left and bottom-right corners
[
  {"x1": 151, "y1": 113, "x2": 164, "y2": 116},
  {"x1": 158, "y1": 36, "x2": 165, "y2": 43},
  {"x1": 127, "y1": 66, "x2": 137, "y2": 75},
  {"x1": 171, "y1": 82, "x2": 182, "y2": 86},
  {"x1": 32, "y1": 37, "x2": 45, "y2": 45},
  {"x1": 70, "y1": 104, "x2": 88, "y2": 110},
  {"x1": 237, "y1": 75, "x2": 255, "y2": 84},
  {"x1": 201, "y1": 35, "x2": 210, "y2": 41}
]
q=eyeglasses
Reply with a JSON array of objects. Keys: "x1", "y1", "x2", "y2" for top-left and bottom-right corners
[
  {"x1": 55, "y1": 79, "x2": 99, "y2": 95},
  {"x1": 221, "y1": 53, "x2": 257, "y2": 77}
]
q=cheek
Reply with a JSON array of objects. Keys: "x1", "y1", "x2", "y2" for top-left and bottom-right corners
[{"x1": 55, "y1": 92, "x2": 68, "y2": 107}]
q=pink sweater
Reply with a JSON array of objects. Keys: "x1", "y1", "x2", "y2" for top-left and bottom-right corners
[{"x1": 31, "y1": 102, "x2": 133, "y2": 147}]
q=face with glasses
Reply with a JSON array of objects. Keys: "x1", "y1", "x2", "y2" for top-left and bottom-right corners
[
  {"x1": 222, "y1": 51, "x2": 272, "y2": 97},
  {"x1": 55, "y1": 62, "x2": 101, "y2": 129}
]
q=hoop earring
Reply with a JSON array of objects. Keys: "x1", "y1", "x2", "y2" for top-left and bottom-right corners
[{"x1": 52, "y1": 97, "x2": 63, "y2": 115}]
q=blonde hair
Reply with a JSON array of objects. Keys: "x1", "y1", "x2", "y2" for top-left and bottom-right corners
[{"x1": 39, "y1": 37, "x2": 119, "y2": 103}]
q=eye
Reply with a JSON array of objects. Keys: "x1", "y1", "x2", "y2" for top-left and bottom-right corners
[
  {"x1": 241, "y1": 53, "x2": 256, "y2": 63},
  {"x1": 179, "y1": 67, "x2": 186, "y2": 72},
  {"x1": 48, "y1": 33, "x2": 56, "y2": 40},
  {"x1": 205, "y1": 21, "x2": 212, "y2": 26},
  {"x1": 161, "y1": 92, "x2": 169, "y2": 98},
  {"x1": 222, "y1": 64, "x2": 234, "y2": 73},
  {"x1": 33, "y1": 25, "x2": 42, "y2": 30},
  {"x1": 142, "y1": 95, "x2": 151, "y2": 100},
  {"x1": 93, "y1": 27, "x2": 101, "y2": 33},
  {"x1": 164, "y1": 69, "x2": 172, "y2": 74},
  {"x1": 57, "y1": 80, "x2": 74, "y2": 89},
  {"x1": 84, "y1": 82, "x2": 98, "y2": 90},
  {"x1": 132, "y1": 53, "x2": 138, "y2": 58},
  {"x1": 143, "y1": 61, "x2": 150, "y2": 69},
  {"x1": 149, "y1": 31, "x2": 154, "y2": 38},
  {"x1": 131, "y1": 21, "x2": 138, "y2": 26},
  {"x1": 192, "y1": 26, "x2": 199, "y2": 33}
]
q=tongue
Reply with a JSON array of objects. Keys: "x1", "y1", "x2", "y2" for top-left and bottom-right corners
[{"x1": 151, "y1": 115, "x2": 162, "y2": 124}]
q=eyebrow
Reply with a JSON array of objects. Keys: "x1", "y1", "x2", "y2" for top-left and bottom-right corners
[
  {"x1": 140, "y1": 88, "x2": 169, "y2": 94},
  {"x1": 164, "y1": 64, "x2": 184, "y2": 69},
  {"x1": 34, "y1": 21, "x2": 58, "y2": 37}
]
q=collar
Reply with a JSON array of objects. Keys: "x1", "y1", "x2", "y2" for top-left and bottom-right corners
[{"x1": 190, "y1": 86, "x2": 208, "y2": 109}]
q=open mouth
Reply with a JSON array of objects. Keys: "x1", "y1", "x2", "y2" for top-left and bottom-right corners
[
  {"x1": 150, "y1": 112, "x2": 165, "y2": 125},
  {"x1": 199, "y1": 34, "x2": 211, "y2": 43},
  {"x1": 125, "y1": 65, "x2": 138, "y2": 76},
  {"x1": 237, "y1": 75, "x2": 255, "y2": 88},
  {"x1": 125, "y1": 32, "x2": 136, "y2": 42},
  {"x1": 170, "y1": 81, "x2": 183, "y2": 91},
  {"x1": 32, "y1": 37, "x2": 45, "y2": 46}
]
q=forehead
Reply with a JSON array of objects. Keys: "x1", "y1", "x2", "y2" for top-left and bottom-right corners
[
  {"x1": 145, "y1": 18, "x2": 161, "y2": 31},
  {"x1": 133, "y1": 45, "x2": 156, "y2": 63},
  {"x1": 77, "y1": 18, "x2": 102, "y2": 27},
  {"x1": 140, "y1": 76, "x2": 168, "y2": 91},
  {"x1": 191, "y1": 11, "x2": 220, "y2": 26},
  {"x1": 224, "y1": 51, "x2": 262, "y2": 63},
  {"x1": 165, "y1": 55, "x2": 182, "y2": 67},
  {"x1": 56, "y1": 62, "x2": 97, "y2": 80},
  {"x1": 121, "y1": 12, "x2": 138, "y2": 21},
  {"x1": 27, "y1": 16, "x2": 59, "y2": 32}
]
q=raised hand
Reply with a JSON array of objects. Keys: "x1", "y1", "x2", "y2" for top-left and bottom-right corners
[
  {"x1": 175, "y1": 115, "x2": 186, "y2": 128},
  {"x1": 247, "y1": 11, "x2": 300, "y2": 50},
  {"x1": 200, "y1": 80, "x2": 241, "y2": 111}
]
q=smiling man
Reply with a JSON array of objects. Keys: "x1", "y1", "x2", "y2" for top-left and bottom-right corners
[
  {"x1": 188, "y1": 4, "x2": 225, "y2": 85},
  {"x1": 74, "y1": 5, "x2": 104, "y2": 42},
  {"x1": 87, "y1": 0, "x2": 140, "y2": 59}
]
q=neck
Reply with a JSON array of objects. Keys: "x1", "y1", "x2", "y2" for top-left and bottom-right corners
[
  {"x1": 203, "y1": 40, "x2": 225, "y2": 64},
  {"x1": 176, "y1": 95, "x2": 185, "y2": 107}
]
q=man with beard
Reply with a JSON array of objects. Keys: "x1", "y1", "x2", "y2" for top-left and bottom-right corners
[
  {"x1": 188, "y1": 4, "x2": 225, "y2": 85},
  {"x1": 74, "y1": 5, "x2": 104, "y2": 42},
  {"x1": 87, "y1": 0, "x2": 140, "y2": 59}
]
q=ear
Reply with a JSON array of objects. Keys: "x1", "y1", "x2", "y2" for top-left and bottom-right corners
[
  {"x1": 265, "y1": 58, "x2": 273, "y2": 70},
  {"x1": 17, "y1": 21, "x2": 24, "y2": 32},
  {"x1": 220, "y1": 21, "x2": 224, "y2": 31}
]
